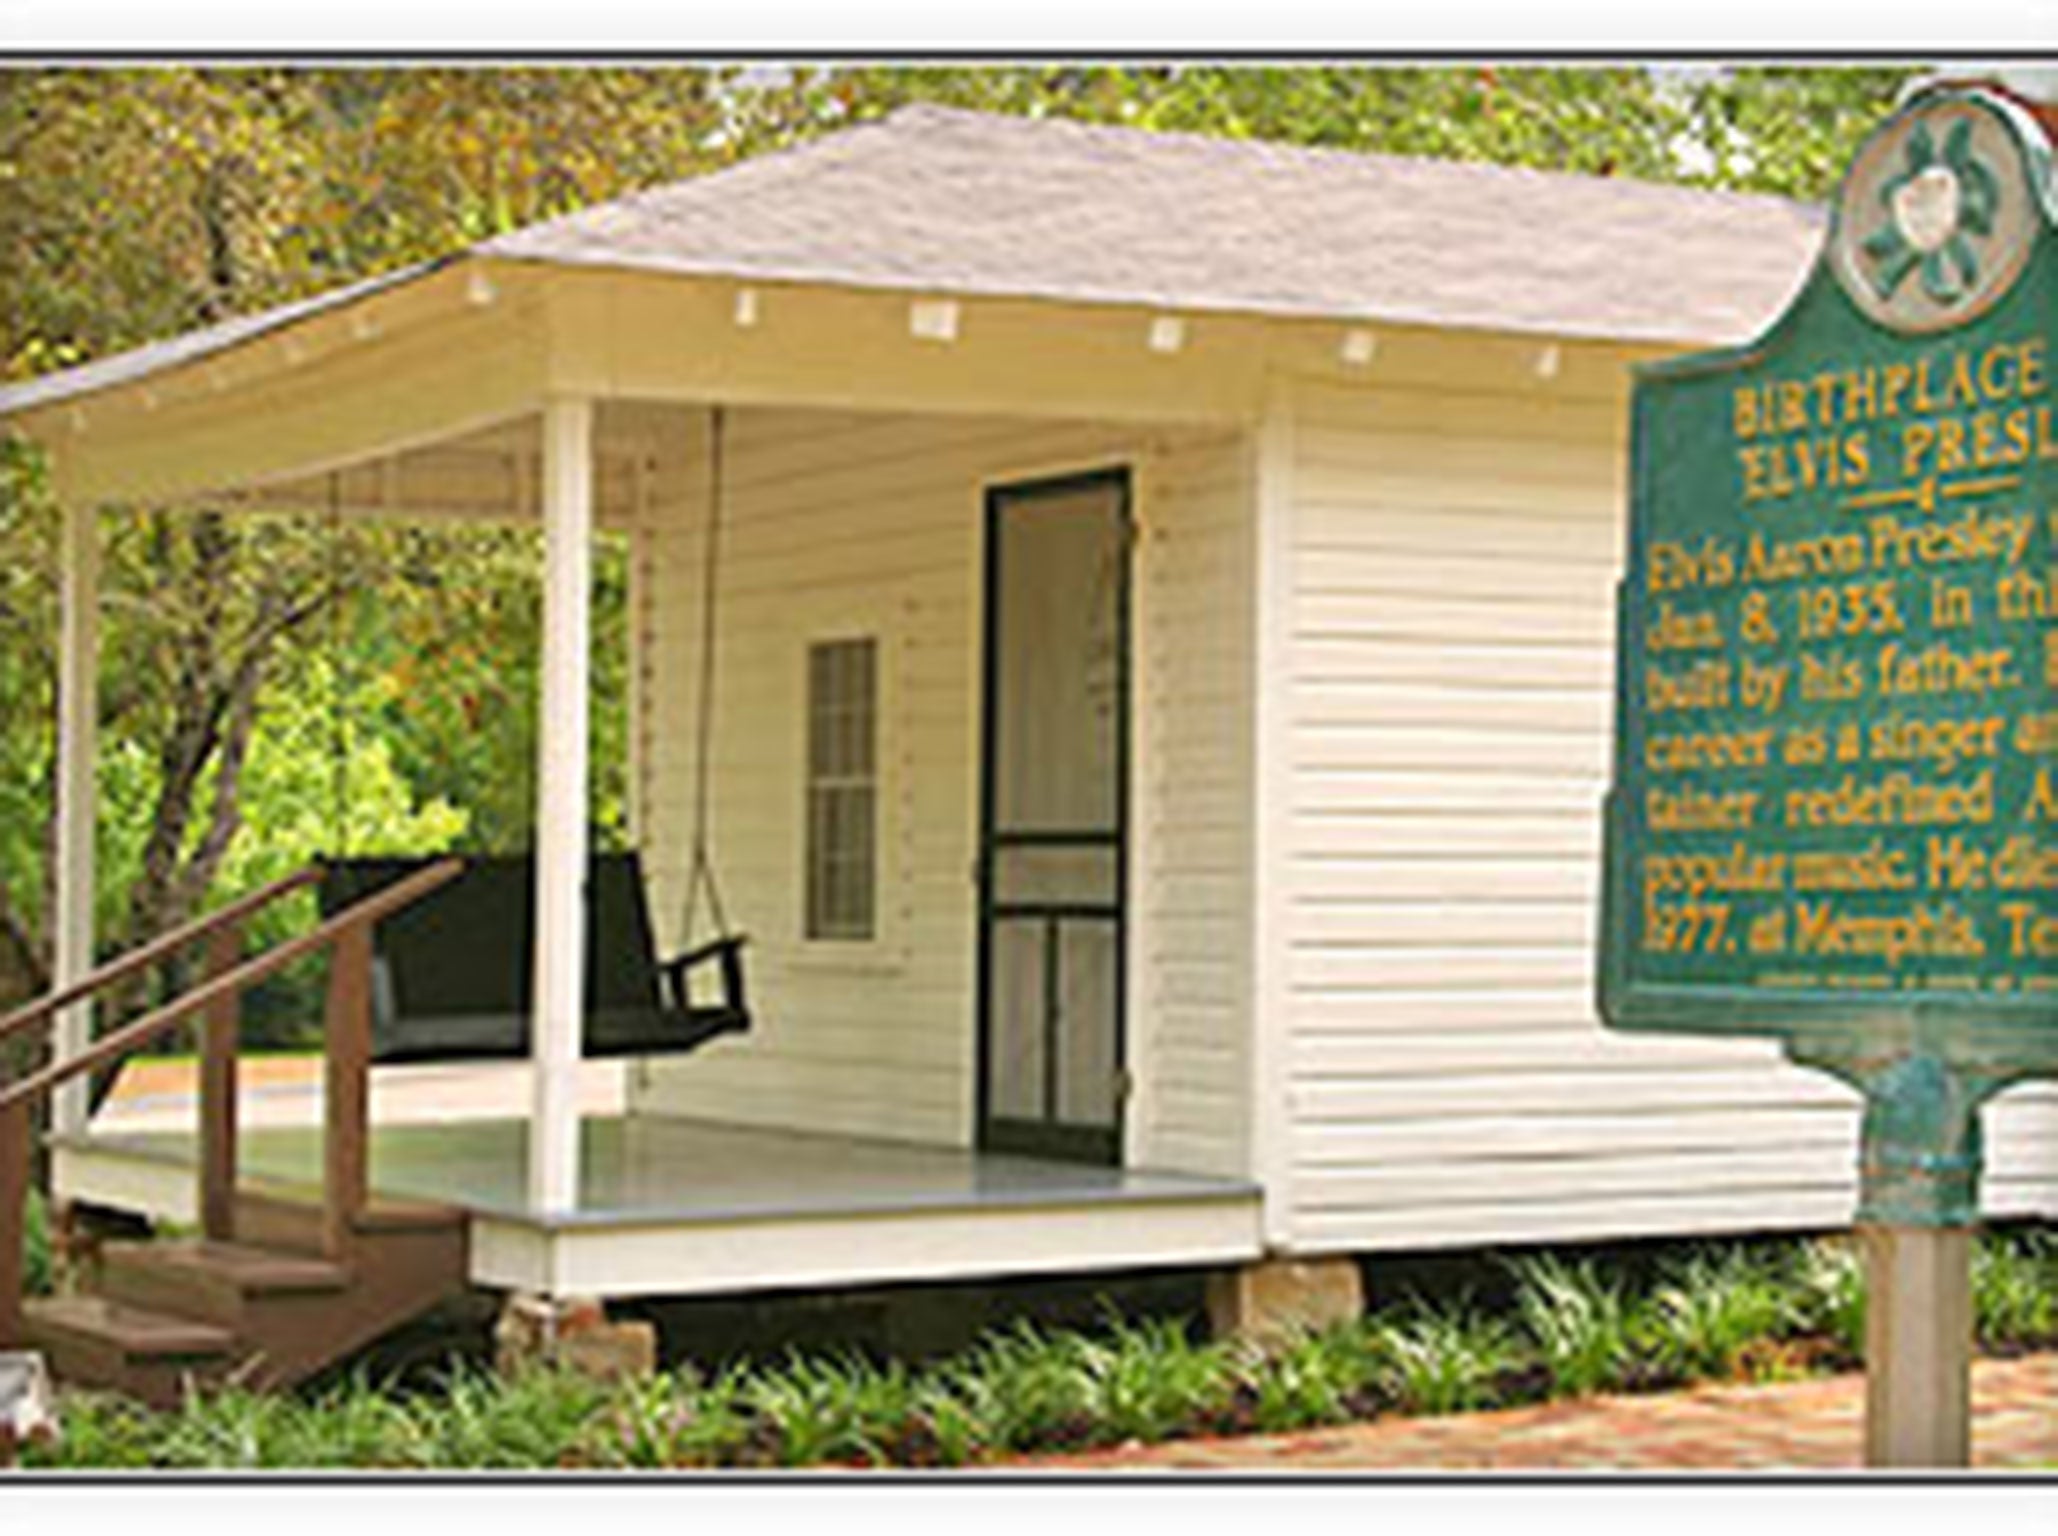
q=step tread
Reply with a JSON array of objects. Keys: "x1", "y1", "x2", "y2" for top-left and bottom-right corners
[
  {"x1": 103, "y1": 1239, "x2": 350, "y2": 1294},
  {"x1": 24, "y1": 1294, "x2": 236, "y2": 1358}
]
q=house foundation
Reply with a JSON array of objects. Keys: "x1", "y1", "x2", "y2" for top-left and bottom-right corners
[
  {"x1": 493, "y1": 1292, "x2": 656, "y2": 1381},
  {"x1": 1205, "y1": 1253, "x2": 1364, "y2": 1345}
]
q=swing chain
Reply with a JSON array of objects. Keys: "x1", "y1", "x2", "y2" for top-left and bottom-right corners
[
  {"x1": 327, "y1": 469, "x2": 351, "y2": 859},
  {"x1": 684, "y1": 406, "x2": 731, "y2": 945}
]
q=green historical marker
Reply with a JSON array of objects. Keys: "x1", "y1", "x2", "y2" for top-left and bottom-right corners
[{"x1": 1601, "y1": 85, "x2": 2054, "y2": 1464}]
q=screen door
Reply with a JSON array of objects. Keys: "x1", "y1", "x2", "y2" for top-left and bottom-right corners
[{"x1": 977, "y1": 469, "x2": 1130, "y2": 1165}]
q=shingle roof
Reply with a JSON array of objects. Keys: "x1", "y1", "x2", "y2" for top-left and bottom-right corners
[
  {"x1": 485, "y1": 104, "x2": 1825, "y2": 344},
  {"x1": 0, "y1": 104, "x2": 1826, "y2": 420}
]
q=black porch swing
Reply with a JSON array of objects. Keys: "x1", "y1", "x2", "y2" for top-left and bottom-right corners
[{"x1": 315, "y1": 411, "x2": 753, "y2": 1065}]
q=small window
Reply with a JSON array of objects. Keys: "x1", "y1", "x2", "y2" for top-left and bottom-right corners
[{"x1": 805, "y1": 637, "x2": 878, "y2": 941}]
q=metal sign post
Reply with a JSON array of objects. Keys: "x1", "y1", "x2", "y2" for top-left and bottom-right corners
[{"x1": 1600, "y1": 85, "x2": 2055, "y2": 1468}]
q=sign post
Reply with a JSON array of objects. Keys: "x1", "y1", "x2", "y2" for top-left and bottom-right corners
[{"x1": 1601, "y1": 85, "x2": 2055, "y2": 1468}]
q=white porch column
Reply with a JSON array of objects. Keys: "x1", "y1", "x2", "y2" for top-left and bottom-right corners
[
  {"x1": 529, "y1": 397, "x2": 594, "y2": 1215},
  {"x1": 52, "y1": 500, "x2": 100, "y2": 1135}
]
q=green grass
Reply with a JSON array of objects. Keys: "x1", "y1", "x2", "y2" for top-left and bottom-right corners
[{"x1": 15, "y1": 1223, "x2": 2055, "y2": 1471}]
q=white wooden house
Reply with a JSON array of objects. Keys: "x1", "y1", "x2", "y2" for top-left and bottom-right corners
[{"x1": 3, "y1": 107, "x2": 2052, "y2": 1362}]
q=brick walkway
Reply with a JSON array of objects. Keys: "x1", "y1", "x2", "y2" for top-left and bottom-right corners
[{"x1": 1020, "y1": 1353, "x2": 2057, "y2": 1472}]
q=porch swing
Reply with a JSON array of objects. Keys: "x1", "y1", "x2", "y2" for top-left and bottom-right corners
[{"x1": 315, "y1": 411, "x2": 754, "y2": 1064}]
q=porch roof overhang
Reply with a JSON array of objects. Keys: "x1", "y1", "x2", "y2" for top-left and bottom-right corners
[
  {"x1": 0, "y1": 103, "x2": 1825, "y2": 509},
  {"x1": 0, "y1": 253, "x2": 1296, "y2": 508}
]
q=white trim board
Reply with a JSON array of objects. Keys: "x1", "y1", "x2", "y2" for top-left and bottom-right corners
[{"x1": 470, "y1": 1190, "x2": 1262, "y2": 1298}]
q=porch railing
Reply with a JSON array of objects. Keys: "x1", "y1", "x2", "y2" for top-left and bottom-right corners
[{"x1": 0, "y1": 858, "x2": 463, "y2": 1345}]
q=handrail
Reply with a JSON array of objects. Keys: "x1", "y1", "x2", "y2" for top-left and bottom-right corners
[
  {"x1": 1, "y1": 856, "x2": 464, "y2": 1340},
  {"x1": 0, "y1": 864, "x2": 325, "y2": 1050},
  {"x1": 0, "y1": 859, "x2": 461, "y2": 1116}
]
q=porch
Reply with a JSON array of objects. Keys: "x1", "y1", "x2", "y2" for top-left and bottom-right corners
[
  {"x1": 4, "y1": 182, "x2": 1270, "y2": 1360},
  {"x1": 50, "y1": 1102, "x2": 1262, "y2": 1298}
]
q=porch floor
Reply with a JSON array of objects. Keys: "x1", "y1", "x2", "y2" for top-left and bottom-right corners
[
  {"x1": 54, "y1": 1110, "x2": 1262, "y2": 1297},
  {"x1": 58, "y1": 1112, "x2": 1255, "y2": 1232}
]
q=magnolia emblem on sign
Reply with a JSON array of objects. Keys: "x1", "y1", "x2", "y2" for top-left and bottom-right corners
[
  {"x1": 1832, "y1": 96, "x2": 2041, "y2": 333},
  {"x1": 1865, "y1": 120, "x2": 1998, "y2": 304}
]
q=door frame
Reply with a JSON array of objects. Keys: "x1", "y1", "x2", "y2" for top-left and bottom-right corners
[{"x1": 973, "y1": 464, "x2": 1134, "y2": 1166}]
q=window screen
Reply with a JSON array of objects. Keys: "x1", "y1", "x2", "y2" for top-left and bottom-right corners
[{"x1": 805, "y1": 638, "x2": 878, "y2": 941}]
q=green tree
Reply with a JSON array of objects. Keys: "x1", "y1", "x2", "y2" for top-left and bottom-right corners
[
  {"x1": 354, "y1": 525, "x2": 631, "y2": 857},
  {"x1": 1684, "y1": 66, "x2": 1924, "y2": 201}
]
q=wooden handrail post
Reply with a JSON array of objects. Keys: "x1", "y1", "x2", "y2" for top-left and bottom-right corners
[
  {"x1": 199, "y1": 919, "x2": 241, "y2": 1243},
  {"x1": 0, "y1": 859, "x2": 458, "y2": 1292},
  {"x1": 322, "y1": 923, "x2": 373, "y2": 1265},
  {"x1": 0, "y1": 1099, "x2": 30, "y2": 1346}
]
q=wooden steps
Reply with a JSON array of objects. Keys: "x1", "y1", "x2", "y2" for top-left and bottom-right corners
[
  {"x1": 24, "y1": 1194, "x2": 470, "y2": 1408},
  {"x1": 0, "y1": 860, "x2": 475, "y2": 1409},
  {"x1": 96, "y1": 1240, "x2": 350, "y2": 1327},
  {"x1": 23, "y1": 1295, "x2": 236, "y2": 1409}
]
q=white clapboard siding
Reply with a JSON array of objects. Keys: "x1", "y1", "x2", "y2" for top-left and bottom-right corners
[
  {"x1": 631, "y1": 404, "x2": 1254, "y2": 1177},
  {"x1": 1296, "y1": 768, "x2": 1608, "y2": 817},
  {"x1": 1291, "y1": 986, "x2": 1620, "y2": 1036},
  {"x1": 1294, "y1": 856, "x2": 1598, "y2": 901},
  {"x1": 1129, "y1": 430, "x2": 1257, "y2": 1176},
  {"x1": 1293, "y1": 813, "x2": 1601, "y2": 859},
  {"x1": 1277, "y1": 361, "x2": 2056, "y2": 1253},
  {"x1": 1298, "y1": 505, "x2": 1626, "y2": 566}
]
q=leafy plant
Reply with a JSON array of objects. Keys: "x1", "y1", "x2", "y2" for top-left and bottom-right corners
[
  {"x1": 412, "y1": 1363, "x2": 608, "y2": 1468},
  {"x1": 900, "y1": 1378, "x2": 991, "y2": 1468},
  {"x1": 146, "y1": 1385, "x2": 305, "y2": 1470},
  {"x1": 1239, "y1": 1323, "x2": 1387, "y2": 1432},
  {"x1": 21, "y1": 1226, "x2": 2055, "y2": 1470},
  {"x1": 1508, "y1": 1253, "x2": 1637, "y2": 1399},
  {"x1": 1974, "y1": 1230, "x2": 2057, "y2": 1350},
  {"x1": 1792, "y1": 1238, "x2": 1866, "y2": 1361},
  {"x1": 593, "y1": 1368, "x2": 689, "y2": 1469},
  {"x1": 581, "y1": 1364, "x2": 748, "y2": 1469},
  {"x1": 949, "y1": 1321, "x2": 1099, "y2": 1452},
  {"x1": 279, "y1": 1374, "x2": 423, "y2": 1467},
  {"x1": 1643, "y1": 1249, "x2": 1797, "y2": 1381},
  {"x1": 17, "y1": 1390, "x2": 159, "y2": 1470},
  {"x1": 1371, "y1": 1300, "x2": 1523, "y2": 1416},
  {"x1": 1073, "y1": 1317, "x2": 1236, "y2": 1445},
  {"x1": 741, "y1": 1353, "x2": 914, "y2": 1467}
]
